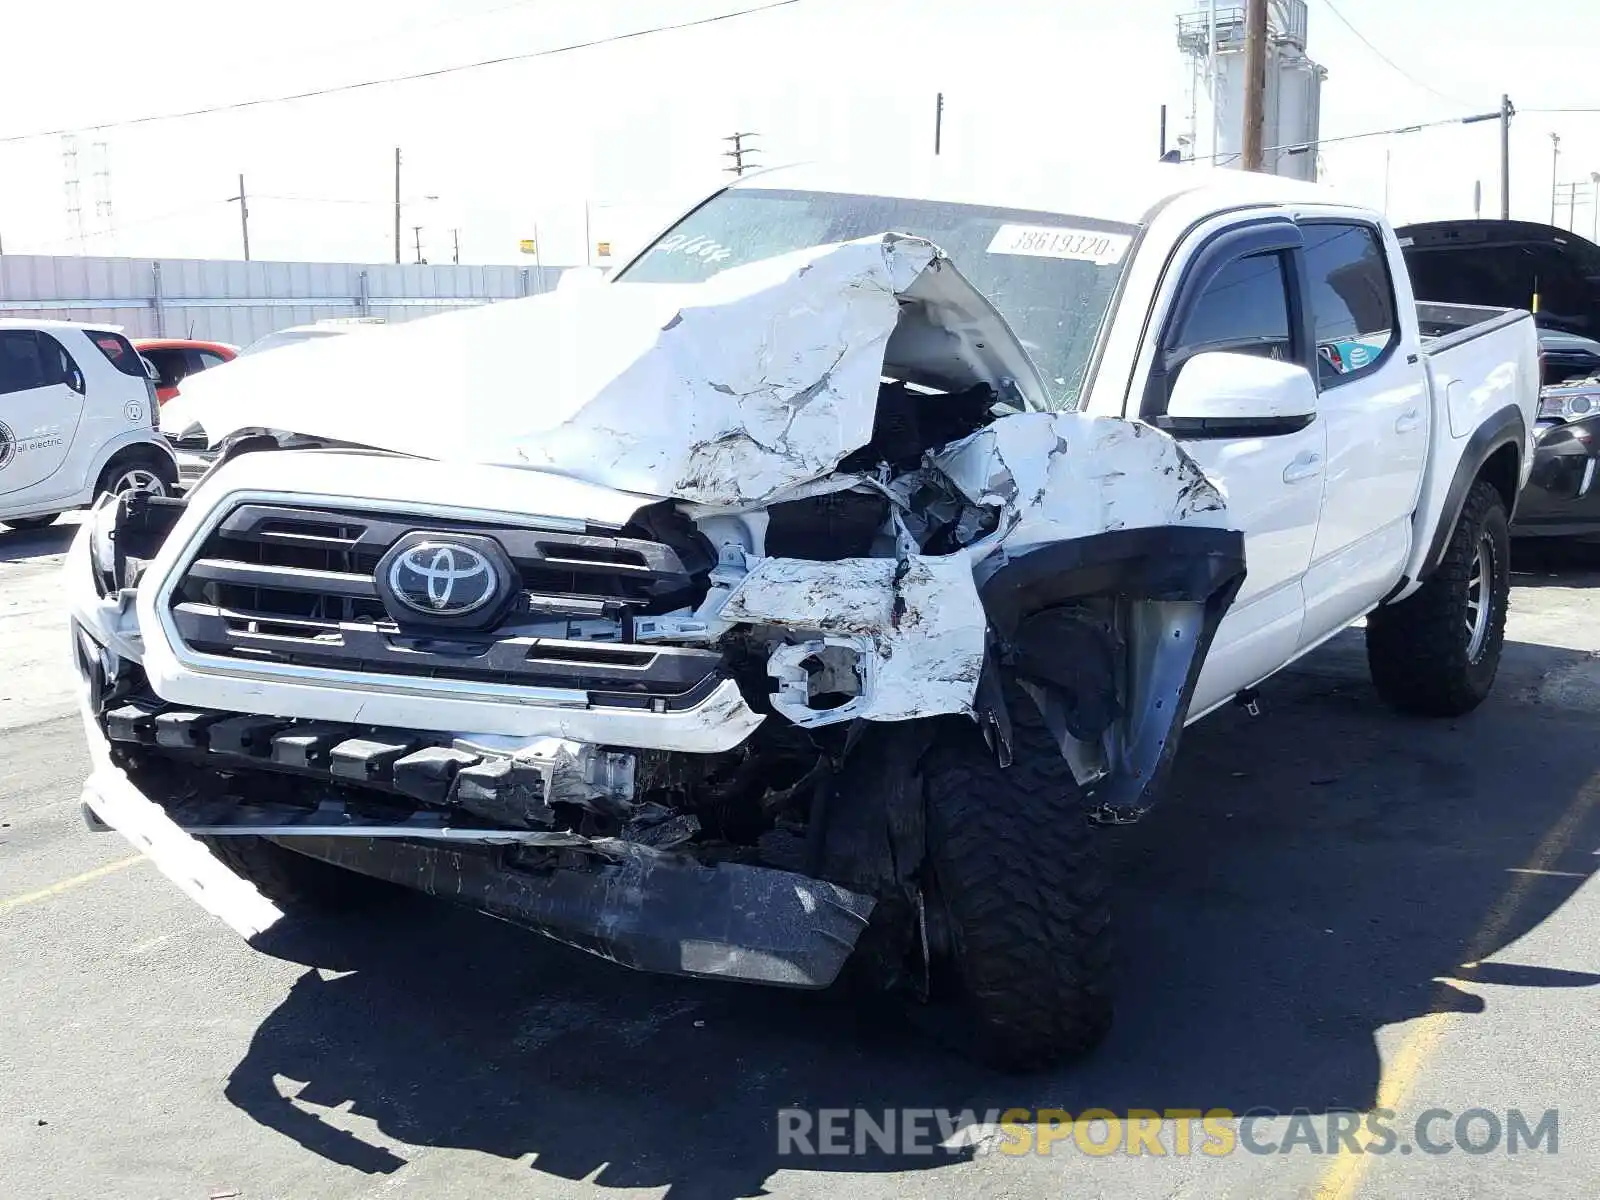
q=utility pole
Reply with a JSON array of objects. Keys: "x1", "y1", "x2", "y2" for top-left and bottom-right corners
[
  {"x1": 1550, "y1": 133, "x2": 1561, "y2": 226},
  {"x1": 1474, "y1": 179, "x2": 1482, "y2": 220},
  {"x1": 1241, "y1": 0, "x2": 1269, "y2": 171},
  {"x1": 934, "y1": 93, "x2": 944, "y2": 156},
  {"x1": 1501, "y1": 96, "x2": 1514, "y2": 219},
  {"x1": 230, "y1": 173, "x2": 250, "y2": 261},
  {"x1": 1159, "y1": 104, "x2": 1167, "y2": 159},
  {"x1": 393, "y1": 147, "x2": 402, "y2": 265},
  {"x1": 413, "y1": 225, "x2": 424, "y2": 265},
  {"x1": 1463, "y1": 96, "x2": 1514, "y2": 218},
  {"x1": 723, "y1": 131, "x2": 760, "y2": 176},
  {"x1": 452, "y1": 228, "x2": 460, "y2": 265}
]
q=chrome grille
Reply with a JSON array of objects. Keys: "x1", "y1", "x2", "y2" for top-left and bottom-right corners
[{"x1": 166, "y1": 502, "x2": 723, "y2": 706}]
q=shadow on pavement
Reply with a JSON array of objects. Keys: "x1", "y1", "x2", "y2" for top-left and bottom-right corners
[
  {"x1": 0, "y1": 521, "x2": 78, "y2": 564},
  {"x1": 225, "y1": 632, "x2": 1600, "y2": 1199}
]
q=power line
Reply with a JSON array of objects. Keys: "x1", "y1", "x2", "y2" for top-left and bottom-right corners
[
  {"x1": 254, "y1": 194, "x2": 390, "y2": 206},
  {"x1": 1186, "y1": 112, "x2": 1495, "y2": 165},
  {"x1": 1523, "y1": 107, "x2": 1600, "y2": 115},
  {"x1": 19, "y1": 198, "x2": 232, "y2": 251},
  {"x1": 0, "y1": 0, "x2": 802, "y2": 145},
  {"x1": 1316, "y1": 0, "x2": 1471, "y2": 108}
]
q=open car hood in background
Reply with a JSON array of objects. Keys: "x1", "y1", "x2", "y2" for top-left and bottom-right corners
[
  {"x1": 164, "y1": 234, "x2": 1047, "y2": 509},
  {"x1": 1397, "y1": 219, "x2": 1600, "y2": 338}
]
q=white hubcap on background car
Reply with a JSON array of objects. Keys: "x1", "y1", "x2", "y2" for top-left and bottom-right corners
[{"x1": 110, "y1": 468, "x2": 166, "y2": 496}]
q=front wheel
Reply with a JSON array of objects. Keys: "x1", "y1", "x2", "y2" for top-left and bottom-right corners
[
  {"x1": 1366, "y1": 479, "x2": 1510, "y2": 716},
  {"x1": 920, "y1": 716, "x2": 1113, "y2": 1070}
]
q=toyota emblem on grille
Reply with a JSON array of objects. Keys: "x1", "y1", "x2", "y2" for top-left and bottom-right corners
[{"x1": 386, "y1": 541, "x2": 498, "y2": 616}]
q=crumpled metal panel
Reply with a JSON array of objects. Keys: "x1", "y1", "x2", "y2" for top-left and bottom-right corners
[
  {"x1": 721, "y1": 554, "x2": 987, "y2": 724},
  {"x1": 936, "y1": 411, "x2": 1230, "y2": 580},
  {"x1": 166, "y1": 234, "x2": 1043, "y2": 509}
]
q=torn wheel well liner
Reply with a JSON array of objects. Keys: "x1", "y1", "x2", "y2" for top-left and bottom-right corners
[
  {"x1": 979, "y1": 526, "x2": 1247, "y2": 821},
  {"x1": 979, "y1": 525, "x2": 1247, "y2": 637}
]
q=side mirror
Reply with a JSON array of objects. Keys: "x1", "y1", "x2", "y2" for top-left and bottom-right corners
[{"x1": 1160, "y1": 350, "x2": 1317, "y2": 436}]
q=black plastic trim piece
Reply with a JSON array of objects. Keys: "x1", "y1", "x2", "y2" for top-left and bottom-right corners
[
  {"x1": 980, "y1": 525, "x2": 1248, "y2": 637},
  {"x1": 286, "y1": 835, "x2": 876, "y2": 989},
  {"x1": 1153, "y1": 412, "x2": 1316, "y2": 439},
  {"x1": 1418, "y1": 403, "x2": 1526, "y2": 578},
  {"x1": 980, "y1": 526, "x2": 1248, "y2": 823}
]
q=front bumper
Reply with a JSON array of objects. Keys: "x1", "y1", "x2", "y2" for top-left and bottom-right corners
[
  {"x1": 70, "y1": 612, "x2": 875, "y2": 987},
  {"x1": 1513, "y1": 415, "x2": 1600, "y2": 539}
]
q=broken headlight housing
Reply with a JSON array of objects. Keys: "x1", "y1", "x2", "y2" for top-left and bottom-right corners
[{"x1": 89, "y1": 489, "x2": 185, "y2": 597}]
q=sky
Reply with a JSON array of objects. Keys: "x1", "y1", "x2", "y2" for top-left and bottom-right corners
[{"x1": 1, "y1": 0, "x2": 1598, "y2": 267}]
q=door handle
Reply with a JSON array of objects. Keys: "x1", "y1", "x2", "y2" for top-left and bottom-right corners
[
  {"x1": 1395, "y1": 408, "x2": 1422, "y2": 433},
  {"x1": 1283, "y1": 453, "x2": 1323, "y2": 484}
]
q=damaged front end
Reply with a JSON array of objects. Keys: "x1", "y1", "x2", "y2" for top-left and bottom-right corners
[{"x1": 72, "y1": 233, "x2": 1242, "y2": 993}]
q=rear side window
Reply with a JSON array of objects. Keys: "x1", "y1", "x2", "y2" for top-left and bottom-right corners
[
  {"x1": 88, "y1": 330, "x2": 148, "y2": 377},
  {"x1": 142, "y1": 348, "x2": 190, "y2": 389},
  {"x1": 193, "y1": 349, "x2": 231, "y2": 370},
  {"x1": 1174, "y1": 250, "x2": 1294, "y2": 363},
  {"x1": 1302, "y1": 223, "x2": 1397, "y2": 387}
]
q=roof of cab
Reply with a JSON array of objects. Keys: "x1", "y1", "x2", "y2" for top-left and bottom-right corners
[{"x1": 728, "y1": 157, "x2": 1347, "y2": 227}]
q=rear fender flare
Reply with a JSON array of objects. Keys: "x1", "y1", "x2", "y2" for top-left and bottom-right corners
[{"x1": 1413, "y1": 404, "x2": 1524, "y2": 586}]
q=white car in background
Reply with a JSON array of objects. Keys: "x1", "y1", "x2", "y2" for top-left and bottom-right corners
[
  {"x1": 236, "y1": 317, "x2": 388, "y2": 358},
  {"x1": 164, "y1": 318, "x2": 388, "y2": 489},
  {"x1": 0, "y1": 319, "x2": 177, "y2": 532}
]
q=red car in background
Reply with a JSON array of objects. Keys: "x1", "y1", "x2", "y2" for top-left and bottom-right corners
[{"x1": 133, "y1": 338, "x2": 238, "y2": 405}]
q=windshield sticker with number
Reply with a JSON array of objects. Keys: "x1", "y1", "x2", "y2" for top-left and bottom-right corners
[{"x1": 986, "y1": 225, "x2": 1132, "y2": 266}]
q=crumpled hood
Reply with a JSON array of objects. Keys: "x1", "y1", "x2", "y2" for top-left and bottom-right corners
[{"x1": 166, "y1": 234, "x2": 1046, "y2": 508}]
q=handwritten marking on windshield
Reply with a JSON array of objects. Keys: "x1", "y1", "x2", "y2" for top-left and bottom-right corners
[{"x1": 649, "y1": 233, "x2": 734, "y2": 264}]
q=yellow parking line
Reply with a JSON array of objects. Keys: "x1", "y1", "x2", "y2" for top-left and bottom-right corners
[
  {"x1": 0, "y1": 854, "x2": 144, "y2": 913},
  {"x1": 1314, "y1": 772, "x2": 1600, "y2": 1200}
]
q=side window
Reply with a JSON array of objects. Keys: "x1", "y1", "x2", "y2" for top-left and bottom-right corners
[
  {"x1": 1173, "y1": 250, "x2": 1294, "y2": 365},
  {"x1": 193, "y1": 349, "x2": 230, "y2": 371},
  {"x1": 1302, "y1": 222, "x2": 1397, "y2": 388},
  {"x1": 0, "y1": 330, "x2": 47, "y2": 395},
  {"x1": 144, "y1": 349, "x2": 189, "y2": 389},
  {"x1": 37, "y1": 333, "x2": 80, "y2": 389}
]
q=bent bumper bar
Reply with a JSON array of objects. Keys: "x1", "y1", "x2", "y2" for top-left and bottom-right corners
[
  {"x1": 76, "y1": 683, "x2": 873, "y2": 989},
  {"x1": 293, "y1": 836, "x2": 874, "y2": 988}
]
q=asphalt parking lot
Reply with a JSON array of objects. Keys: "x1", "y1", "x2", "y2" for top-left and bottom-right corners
[{"x1": 3, "y1": 517, "x2": 1599, "y2": 1200}]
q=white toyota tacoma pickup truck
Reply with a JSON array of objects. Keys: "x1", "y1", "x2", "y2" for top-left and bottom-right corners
[{"x1": 65, "y1": 160, "x2": 1539, "y2": 1068}]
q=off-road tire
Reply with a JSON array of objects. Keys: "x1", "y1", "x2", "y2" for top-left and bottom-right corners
[
  {"x1": 922, "y1": 713, "x2": 1113, "y2": 1070},
  {"x1": 3, "y1": 515, "x2": 59, "y2": 531},
  {"x1": 1366, "y1": 479, "x2": 1510, "y2": 717},
  {"x1": 198, "y1": 835, "x2": 385, "y2": 912}
]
